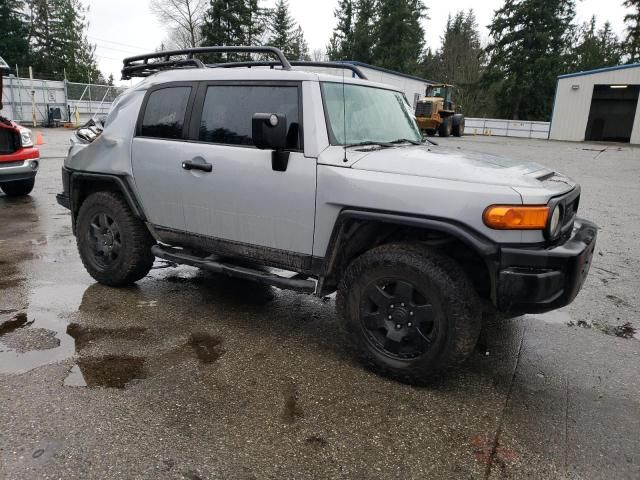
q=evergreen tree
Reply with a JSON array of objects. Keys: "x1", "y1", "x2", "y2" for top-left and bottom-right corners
[
  {"x1": 290, "y1": 25, "x2": 310, "y2": 60},
  {"x1": 28, "y1": 0, "x2": 100, "y2": 82},
  {"x1": 267, "y1": 0, "x2": 308, "y2": 59},
  {"x1": 373, "y1": 0, "x2": 427, "y2": 74},
  {"x1": 0, "y1": 0, "x2": 30, "y2": 71},
  {"x1": 422, "y1": 10, "x2": 484, "y2": 116},
  {"x1": 483, "y1": 0, "x2": 576, "y2": 120},
  {"x1": 352, "y1": 0, "x2": 376, "y2": 63},
  {"x1": 200, "y1": 0, "x2": 267, "y2": 61},
  {"x1": 572, "y1": 16, "x2": 622, "y2": 71},
  {"x1": 327, "y1": 0, "x2": 354, "y2": 60},
  {"x1": 623, "y1": 0, "x2": 640, "y2": 62}
]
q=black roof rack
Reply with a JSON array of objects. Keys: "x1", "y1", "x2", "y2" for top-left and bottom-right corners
[
  {"x1": 213, "y1": 60, "x2": 369, "y2": 80},
  {"x1": 121, "y1": 46, "x2": 373, "y2": 81},
  {"x1": 122, "y1": 46, "x2": 292, "y2": 79}
]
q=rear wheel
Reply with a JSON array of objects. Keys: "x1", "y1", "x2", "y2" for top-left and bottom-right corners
[
  {"x1": 76, "y1": 191, "x2": 155, "y2": 286},
  {"x1": 337, "y1": 244, "x2": 481, "y2": 385},
  {"x1": 438, "y1": 117, "x2": 452, "y2": 137},
  {"x1": 1, "y1": 178, "x2": 35, "y2": 196}
]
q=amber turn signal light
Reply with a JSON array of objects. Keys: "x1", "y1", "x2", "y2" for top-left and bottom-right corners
[{"x1": 483, "y1": 205, "x2": 549, "y2": 230}]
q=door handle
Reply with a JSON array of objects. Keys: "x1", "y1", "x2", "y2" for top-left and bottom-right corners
[{"x1": 182, "y1": 160, "x2": 212, "y2": 172}]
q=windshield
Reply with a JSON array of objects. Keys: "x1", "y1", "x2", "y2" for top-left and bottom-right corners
[
  {"x1": 321, "y1": 82, "x2": 422, "y2": 146},
  {"x1": 426, "y1": 86, "x2": 446, "y2": 98}
]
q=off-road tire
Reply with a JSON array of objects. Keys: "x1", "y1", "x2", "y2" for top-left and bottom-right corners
[
  {"x1": 452, "y1": 114, "x2": 465, "y2": 137},
  {"x1": 336, "y1": 243, "x2": 481, "y2": 385},
  {"x1": 1, "y1": 178, "x2": 35, "y2": 196},
  {"x1": 76, "y1": 191, "x2": 155, "y2": 286},
  {"x1": 438, "y1": 117, "x2": 452, "y2": 137}
]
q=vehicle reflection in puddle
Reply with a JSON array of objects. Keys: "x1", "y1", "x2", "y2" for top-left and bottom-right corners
[{"x1": 73, "y1": 356, "x2": 147, "y2": 389}]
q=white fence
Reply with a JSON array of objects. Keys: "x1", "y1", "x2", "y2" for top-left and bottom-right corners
[{"x1": 466, "y1": 118, "x2": 550, "y2": 139}]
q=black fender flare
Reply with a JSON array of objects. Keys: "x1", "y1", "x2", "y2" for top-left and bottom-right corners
[
  {"x1": 315, "y1": 208, "x2": 499, "y2": 296},
  {"x1": 65, "y1": 169, "x2": 146, "y2": 232}
]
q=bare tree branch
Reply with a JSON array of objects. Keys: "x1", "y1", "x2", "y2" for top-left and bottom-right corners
[{"x1": 149, "y1": 0, "x2": 207, "y2": 48}]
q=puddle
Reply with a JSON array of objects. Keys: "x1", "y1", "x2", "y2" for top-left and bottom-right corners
[
  {"x1": 66, "y1": 323, "x2": 148, "y2": 350},
  {"x1": 188, "y1": 333, "x2": 224, "y2": 364},
  {"x1": 63, "y1": 364, "x2": 87, "y2": 387},
  {"x1": 75, "y1": 356, "x2": 147, "y2": 389}
]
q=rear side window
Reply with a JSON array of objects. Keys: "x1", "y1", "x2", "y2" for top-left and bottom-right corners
[
  {"x1": 140, "y1": 86, "x2": 191, "y2": 139},
  {"x1": 198, "y1": 85, "x2": 300, "y2": 149}
]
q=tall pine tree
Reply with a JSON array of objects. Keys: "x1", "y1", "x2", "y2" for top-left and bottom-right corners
[
  {"x1": 327, "y1": 0, "x2": 354, "y2": 60},
  {"x1": 28, "y1": 0, "x2": 99, "y2": 82},
  {"x1": 623, "y1": 0, "x2": 640, "y2": 62},
  {"x1": 422, "y1": 10, "x2": 484, "y2": 115},
  {"x1": 352, "y1": 0, "x2": 376, "y2": 63},
  {"x1": 0, "y1": 0, "x2": 30, "y2": 72},
  {"x1": 200, "y1": 0, "x2": 267, "y2": 60},
  {"x1": 267, "y1": 0, "x2": 309, "y2": 60},
  {"x1": 483, "y1": 0, "x2": 576, "y2": 120},
  {"x1": 373, "y1": 0, "x2": 426, "y2": 74},
  {"x1": 572, "y1": 16, "x2": 622, "y2": 71}
]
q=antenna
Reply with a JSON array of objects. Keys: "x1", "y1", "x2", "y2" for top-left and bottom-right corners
[{"x1": 342, "y1": 67, "x2": 347, "y2": 162}]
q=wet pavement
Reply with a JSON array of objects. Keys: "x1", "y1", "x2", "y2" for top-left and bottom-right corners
[{"x1": 1, "y1": 130, "x2": 639, "y2": 479}]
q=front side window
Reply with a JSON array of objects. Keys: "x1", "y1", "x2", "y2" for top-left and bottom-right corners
[
  {"x1": 198, "y1": 85, "x2": 300, "y2": 149},
  {"x1": 140, "y1": 86, "x2": 191, "y2": 139},
  {"x1": 321, "y1": 82, "x2": 421, "y2": 145}
]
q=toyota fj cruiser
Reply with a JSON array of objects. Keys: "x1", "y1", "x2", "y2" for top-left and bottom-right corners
[{"x1": 57, "y1": 47, "x2": 597, "y2": 384}]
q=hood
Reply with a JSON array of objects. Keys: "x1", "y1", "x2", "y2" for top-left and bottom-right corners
[{"x1": 349, "y1": 145, "x2": 576, "y2": 191}]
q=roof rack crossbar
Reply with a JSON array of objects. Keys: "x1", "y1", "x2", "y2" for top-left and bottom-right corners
[
  {"x1": 121, "y1": 46, "x2": 291, "y2": 79},
  {"x1": 211, "y1": 60, "x2": 369, "y2": 80}
]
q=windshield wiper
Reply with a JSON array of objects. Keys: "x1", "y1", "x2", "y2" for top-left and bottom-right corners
[
  {"x1": 344, "y1": 140, "x2": 394, "y2": 148},
  {"x1": 389, "y1": 138, "x2": 422, "y2": 145}
]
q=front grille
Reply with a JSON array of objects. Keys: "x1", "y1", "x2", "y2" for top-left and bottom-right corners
[
  {"x1": 0, "y1": 128, "x2": 20, "y2": 155},
  {"x1": 0, "y1": 160, "x2": 24, "y2": 168},
  {"x1": 415, "y1": 102, "x2": 433, "y2": 117}
]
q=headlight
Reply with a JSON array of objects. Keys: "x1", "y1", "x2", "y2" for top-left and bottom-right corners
[
  {"x1": 20, "y1": 129, "x2": 34, "y2": 147},
  {"x1": 548, "y1": 205, "x2": 562, "y2": 237}
]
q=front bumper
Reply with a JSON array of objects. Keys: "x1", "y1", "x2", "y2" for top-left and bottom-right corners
[
  {"x1": 495, "y1": 218, "x2": 597, "y2": 314},
  {"x1": 0, "y1": 157, "x2": 40, "y2": 183},
  {"x1": 416, "y1": 117, "x2": 439, "y2": 131}
]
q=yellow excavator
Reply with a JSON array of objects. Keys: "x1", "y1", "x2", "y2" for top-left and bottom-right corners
[{"x1": 415, "y1": 84, "x2": 465, "y2": 137}]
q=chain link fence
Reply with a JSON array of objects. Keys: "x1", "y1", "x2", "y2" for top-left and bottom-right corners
[{"x1": 1, "y1": 75, "x2": 127, "y2": 126}]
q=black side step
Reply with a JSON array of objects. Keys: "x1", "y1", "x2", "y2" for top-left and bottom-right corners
[{"x1": 151, "y1": 245, "x2": 316, "y2": 293}]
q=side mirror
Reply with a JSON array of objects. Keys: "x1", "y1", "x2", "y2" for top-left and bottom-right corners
[
  {"x1": 252, "y1": 113, "x2": 290, "y2": 172},
  {"x1": 252, "y1": 113, "x2": 287, "y2": 150}
]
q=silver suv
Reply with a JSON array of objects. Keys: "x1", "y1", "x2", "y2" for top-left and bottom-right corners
[{"x1": 57, "y1": 47, "x2": 597, "y2": 384}]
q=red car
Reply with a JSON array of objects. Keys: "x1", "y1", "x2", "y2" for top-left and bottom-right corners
[
  {"x1": 1, "y1": 57, "x2": 39, "y2": 196},
  {"x1": 0, "y1": 118, "x2": 40, "y2": 196}
]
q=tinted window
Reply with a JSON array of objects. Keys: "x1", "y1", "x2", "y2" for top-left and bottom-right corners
[
  {"x1": 199, "y1": 86, "x2": 300, "y2": 149},
  {"x1": 141, "y1": 87, "x2": 191, "y2": 139}
]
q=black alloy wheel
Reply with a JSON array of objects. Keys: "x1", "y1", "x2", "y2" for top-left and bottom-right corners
[{"x1": 360, "y1": 278, "x2": 440, "y2": 360}]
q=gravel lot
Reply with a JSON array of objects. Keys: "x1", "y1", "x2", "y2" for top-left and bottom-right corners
[{"x1": 1, "y1": 129, "x2": 638, "y2": 479}]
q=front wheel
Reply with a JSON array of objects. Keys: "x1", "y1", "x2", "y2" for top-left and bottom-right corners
[
  {"x1": 76, "y1": 191, "x2": 155, "y2": 286},
  {"x1": 1, "y1": 178, "x2": 35, "y2": 196},
  {"x1": 438, "y1": 117, "x2": 452, "y2": 137},
  {"x1": 336, "y1": 244, "x2": 481, "y2": 385},
  {"x1": 452, "y1": 114, "x2": 465, "y2": 137}
]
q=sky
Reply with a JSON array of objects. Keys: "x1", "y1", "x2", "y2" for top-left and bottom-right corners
[{"x1": 85, "y1": 0, "x2": 633, "y2": 86}]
